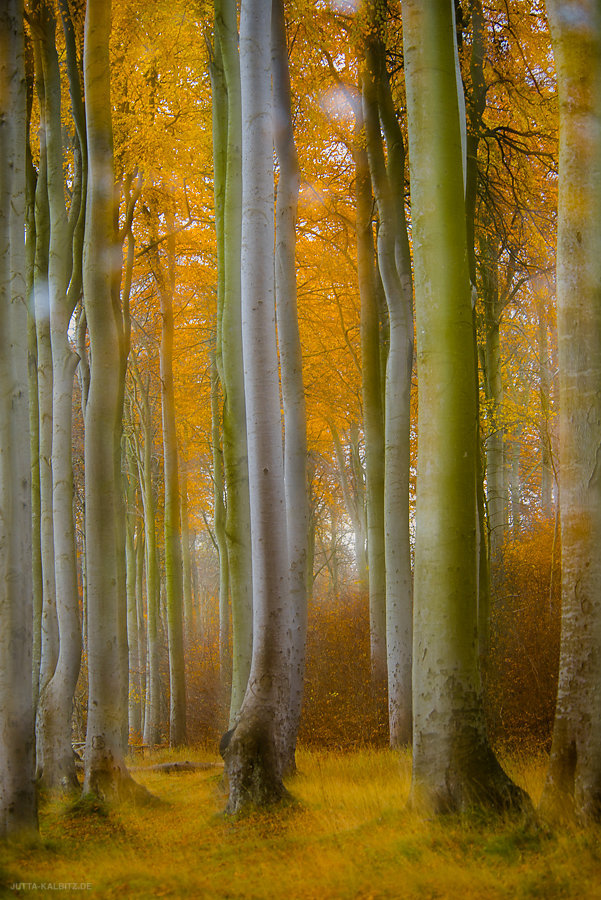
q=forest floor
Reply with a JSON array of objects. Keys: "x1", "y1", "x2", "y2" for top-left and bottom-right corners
[{"x1": 1, "y1": 747, "x2": 600, "y2": 898}]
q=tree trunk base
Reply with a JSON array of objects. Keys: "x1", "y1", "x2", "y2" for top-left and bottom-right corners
[
  {"x1": 224, "y1": 722, "x2": 290, "y2": 814},
  {"x1": 410, "y1": 746, "x2": 531, "y2": 816},
  {"x1": 84, "y1": 756, "x2": 160, "y2": 806}
]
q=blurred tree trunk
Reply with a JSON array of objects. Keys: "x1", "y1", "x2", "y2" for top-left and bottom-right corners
[
  {"x1": 125, "y1": 437, "x2": 142, "y2": 742},
  {"x1": 353, "y1": 106, "x2": 386, "y2": 681},
  {"x1": 153, "y1": 201, "x2": 186, "y2": 747},
  {"x1": 133, "y1": 364, "x2": 161, "y2": 749},
  {"x1": 34, "y1": 0, "x2": 83, "y2": 791},
  {"x1": 210, "y1": 352, "x2": 230, "y2": 684},
  {"x1": 180, "y1": 461, "x2": 194, "y2": 636},
  {"x1": 81, "y1": 0, "x2": 144, "y2": 800},
  {"x1": 0, "y1": 0, "x2": 38, "y2": 836},
  {"x1": 541, "y1": 0, "x2": 601, "y2": 823},
  {"x1": 403, "y1": 0, "x2": 526, "y2": 813},
  {"x1": 32, "y1": 20, "x2": 58, "y2": 702}
]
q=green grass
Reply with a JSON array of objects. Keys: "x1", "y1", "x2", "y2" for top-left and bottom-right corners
[{"x1": 1, "y1": 747, "x2": 601, "y2": 898}]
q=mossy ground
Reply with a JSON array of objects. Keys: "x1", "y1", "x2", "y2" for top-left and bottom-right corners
[{"x1": 1, "y1": 747, "x2": 600, "y2": 898}]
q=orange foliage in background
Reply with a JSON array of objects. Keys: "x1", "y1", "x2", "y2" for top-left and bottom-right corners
[
  {"x1": 486, "y1": 520, "x2": 561, "y2": 753},
  {"x1": 299, "y1": 593, "x2": 388, "y2": 749}
]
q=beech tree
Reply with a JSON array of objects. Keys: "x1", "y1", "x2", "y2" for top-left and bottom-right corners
[
  {"x1": 34, "y1": 0, "x2": 84, "y2": 792},
  {"x1": 403, "y1": 0, "x2": 525, "y2": 812},
  {"x1": 361, "y1": 0, "x2": 414, "y2": 745},
  {"x1": 272, "y1": 0, "x2": 309, "y2": 775},
  {"x1": 540, "y1": 0, "x2": 601, "y2": 823},
  {"x1": 223, "y1": 0, "x2": 290, "y2": 812},
  {"x1": 213, "y1": 0, "x2": 254, "y2": 725},
  {"x1": 82, "y1": 0, "x2": 142, "y2": 800},
  {"x1": 0, "y1": 0, "x2": 38, "y2": 836}
]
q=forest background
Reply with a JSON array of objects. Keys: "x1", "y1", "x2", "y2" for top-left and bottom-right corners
[{"x1": 3, "y1": 0, "x2": 601, "y2": 894}]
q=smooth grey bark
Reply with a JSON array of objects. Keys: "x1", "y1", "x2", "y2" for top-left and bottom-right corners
[
  {"x1": 540, "y1": 0, "x2": 601, "y2": 823},
  {"x1": 0, "y1": 0, "x2": 38, "y2": 836},
  {"x1": 180, "y1": 462, "x2": 194, "y2": 635},
  {"x1": 353, "y1": 104, "x2": 387, "y2": 678},
  {"x1": 272, "y1": 0, "x2": 309, "y2": 776},
  {"x1": 224, "y1": 0, "x2": 289, "y2": 811},
  {"x1": 125, "y1": 441, "x2": 142, "y2": 742},
  {"x1": 32, "y1": 25, "x2": 58, "y2": 699},
  {"x1": 26, "y1": 141, "x2": 43, "y2": 711},
  {"x1": 403, "y1": 0, "x2": 526, "y2": 813},
  {"x1": 132, "y1": 364, "x2": 161, "y2": 749},
  {"x1": 153, "y1": 203, "x2": 186, "y2": 747},
  {"x1": 34, "y1": 3, "x2": 83, "y2": 791},
  {"x1": 362, "y1": 11, "x2": 414, "y2": 745},
  {"x1": 214, "y1": 0, "x2": 253, "y2": 726},
  {"x1": 210, "y1": 351, "x2": 230, "y2": 683},
  {"x1": 81, "y1": 0, "x2": 145, "y2": 802},
  {"x1": 207, "y1": 40, "x2": 231, "y2": 685}
]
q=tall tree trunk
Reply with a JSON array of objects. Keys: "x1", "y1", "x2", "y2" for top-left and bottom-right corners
[
  {"x1": 540, "y1": 0, "x2": 601, "y2": 823},
  {"x1": 272, "y1": 0, "x2": 308, "y2": 775},
  {"x1": 537, "y1": 298, "x2": 553, "y2": 517},
  {"x1": 180, "y1": 461, "x2": 194, "y2": 636},
  {"x1": 35, "y1": 3, "x2": 83, "y2": 791},
  {"x1": 134, "y1": 367, "x2": 162, "y2": 748},
  {"x1": 480, "y1": 236, "x2": 507, "y2": 567},
  {"x1": 210, "y1": 351, "x2": 230, "y2": 685},
  {"x1": 362, "y1": 10, "x2": 414, "y2": 744},
  {"x1": 224, "y1": 0, "x2": 289, "y2": 811},
  {"x1": 214, "y1": 0, "x2": 253, "y2": 726},
  {"x1": 125, "y1": 442, "x2": 142, "y2": 742},
  {"x1": 403, "y1": 0, "x2": 526, "y2": 813},
  {"x1": 82, "y1": 0, "x2": 144, "y2": 801},
  {"x1": 32, "y1": 29, "x2": 58, "y2": 698},
  {"x1": 353, "y1": 107, "x2": 387, "y2": 688},
  {"x1": 0, "y1": 0, "x2": 38, "y2": 836},
  {"x1": 154, "y1": 203, "x2": 186, "y2": 747},
  {"x1": 207, "y1": 37, "x2": 231, "y2": 691}
]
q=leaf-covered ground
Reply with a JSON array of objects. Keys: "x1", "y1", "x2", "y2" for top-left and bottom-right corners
[{"x1": 2, "y1": 748, "x2": 600, "y2": 898}]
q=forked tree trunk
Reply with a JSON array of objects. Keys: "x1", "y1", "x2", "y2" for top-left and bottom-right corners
[
  {"x1": 34, "y1": 2, "x2": 83, "y2": 793},
  {"x1": 0, "y1": 0, "x2": 38, "y2": 837},
  {"x1": 224, "y1": 0, "x2": 289, "y2": 812},
  {"x1": 540, "y1": 0, "x2": 601, "y2": 824},
  {"x1": 403, "y1": 0, "x2": 526, "y2": 813}
]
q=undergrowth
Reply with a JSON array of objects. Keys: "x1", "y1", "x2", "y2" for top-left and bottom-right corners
[{"x1": 1, "y1": 747, "x2": 601, "y2": 898}]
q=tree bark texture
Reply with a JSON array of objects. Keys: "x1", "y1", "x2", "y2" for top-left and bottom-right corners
[
  {"x1": 403, "y1": 0, "x2": 525, "y2": 813},
  {"x1": 82, "y1": 0, "x2": 142, "y2": 801},
  {"x1": 0, "y1": 0, "x2": 38, "y2": 835},
  {"x1": 272, "y1": 0, "x2": 309, "y2": 776},
  {"x1": 224, "y1": 0, "x2": 289, "y2": 812},
  {"x1": 214, "y1": 0, "x2": 253, "y2": 726},
  {"x1": 541, "y1": 0, "x2": 601, "y2": 823},
  {"x1": 362, "y1": 9, "x2": 414, "y2": 744}
]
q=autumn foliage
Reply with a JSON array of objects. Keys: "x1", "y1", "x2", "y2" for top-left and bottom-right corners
[{"x1": 486, "y1": 520, "x2": 561, "y2": 753}]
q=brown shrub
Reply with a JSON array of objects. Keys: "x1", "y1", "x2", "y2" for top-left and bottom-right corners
[
  {"x1": 299, "y1": 592, "x2": 388, "y2": 749},
  {"x1": 485, "y1": 520, "x2": 561, "y2": 753}
]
